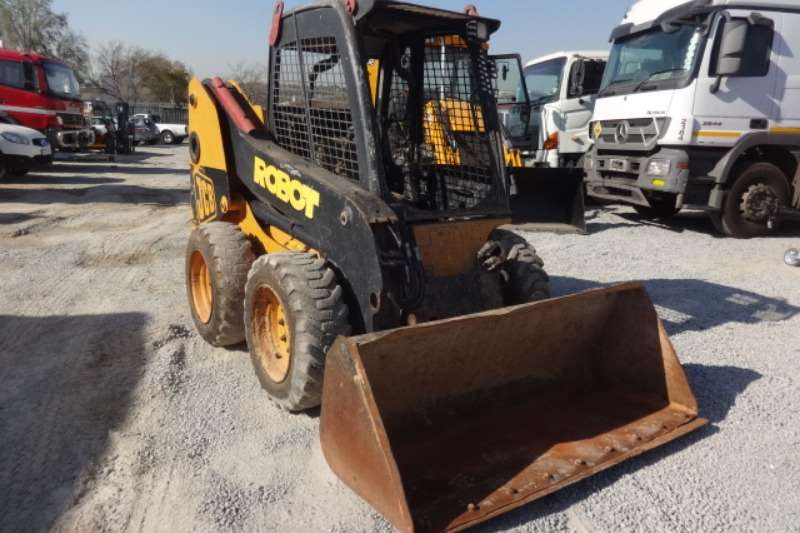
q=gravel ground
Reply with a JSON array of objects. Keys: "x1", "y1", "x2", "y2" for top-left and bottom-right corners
[{"x1": 1, "y1": 145, "x2": 798, "y2": 532}]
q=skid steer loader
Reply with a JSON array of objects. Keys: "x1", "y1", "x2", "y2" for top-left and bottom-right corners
[
  {"x1": 184, "y1": 1, "x2": 705, "y2": 531},
  {"x1": 493, "y1": 53, "x2": 587, "y2": 234}
]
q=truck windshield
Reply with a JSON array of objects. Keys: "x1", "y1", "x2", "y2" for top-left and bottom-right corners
[
  {"x1": 523, "y1": 58, "x2": 565, "y2": 105},
  {"x1": 43, "y1": 62, "x2": 81, "y2": 100},
  {"x1": 600, "y1": 26, "x2": 704, "y2": 97}
]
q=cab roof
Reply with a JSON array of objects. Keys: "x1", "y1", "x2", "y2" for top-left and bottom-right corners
[
  {"x1": 616, "y1": 0, "x2": 796, "y2": 38},
  {"x1": 525, "y1": 50, "x2": 609, "y2": 68},
  {"x1": 0, "y1": 48, "x2": 54, "y2": 63},
  {"x1": 286, "y1": 0, "x2": 501, "y2": 37}
]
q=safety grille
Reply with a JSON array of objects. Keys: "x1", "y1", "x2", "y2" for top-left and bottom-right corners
[
  {"x1": 272, "y1": 37, "x2": 359, "y2": 181},
  {"x1": 58, "y1": 113, "x2": 83, "y2": 128},
  {"x1": 419, "y1": 39, "x2": 494, "y2": 211},
  {"x1": 596, "y1": 117, "x2": 669, "y2": 151}
]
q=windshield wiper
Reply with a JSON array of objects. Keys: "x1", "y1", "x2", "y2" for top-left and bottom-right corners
[
  {"x1": 598, "y1": 79, "x2": 635, "y2": 97},
  {"x1": 633, "y1": 68, "x2": 687, "y2": 92}
]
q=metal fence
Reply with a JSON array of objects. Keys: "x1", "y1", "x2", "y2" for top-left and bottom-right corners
[{"x1": 130, "y1": 103, "x2": 188, "y2": 124}]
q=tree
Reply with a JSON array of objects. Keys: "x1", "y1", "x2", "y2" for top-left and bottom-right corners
[
  {"x1": 227, "y1": 62, "x2": 269, "y2": 106},
  {"x1": 139, "y1": 54, "x2": 191, "y2": 103},
  {"x1": 0, "y1": 0, "x2": 89, "y2": 80},
  {"x1": 91, "y1": 42, "x2": 149, "y2": 104},
  {"x1": 91, "y1": 43, "x2": 192, "y2": 104}
]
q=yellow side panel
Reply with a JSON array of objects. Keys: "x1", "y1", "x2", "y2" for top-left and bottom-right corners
[
  {"x1": 224, "y1": 197, "x2": 316, "y2": 256},
  {"x1": 188, "y1": 77, "x2": 227, "y2": 173},
  {"x1": 412, "y1": 218, "x2": 509, "y2": 277}
]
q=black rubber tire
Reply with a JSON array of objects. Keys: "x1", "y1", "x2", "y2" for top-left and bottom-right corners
[
  {"x1": 633, "y1": 195, "x2": 680, "y2": 220},
  {"x1": 160, "y1": 131, "x2": 174, "y2": 145},
  {"x1": 491, "y1": 229, "x2": 551, "y2": 305},
  {"x1": 244, "y1": 253, "x2": 350, "y2": 412},
  {"x1": 719, "y1": 161, "x2": 790, "y2": 238},
  {"x1": 186, "y1": 222, "x2": 255, "y2": 346}
]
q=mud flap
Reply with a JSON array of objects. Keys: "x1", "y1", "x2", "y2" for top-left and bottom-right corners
[
  {"x1": 320, "y1": 284, "x2": 705, "y2": 533},
  {"x1": 509, "y1": 167, "x2": 587, "y2": 234}
]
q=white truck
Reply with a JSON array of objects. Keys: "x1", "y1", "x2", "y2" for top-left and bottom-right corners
[
  {"x1": 585, "y1": 0, "x2": 800, "y2": 237},
  {"x1": 523, "y1": 51, "x2": 608, "y2": 168}
]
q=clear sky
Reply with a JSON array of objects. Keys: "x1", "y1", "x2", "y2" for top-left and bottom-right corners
[{"x1": 52, "y1": 0, "x2": 630, "y2": 77}]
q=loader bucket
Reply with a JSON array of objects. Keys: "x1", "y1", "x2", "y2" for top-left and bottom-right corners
[
  {"x1": 320, "y1": 283, "x2": 705, "y2": 532},
  {"x1": 509, "y1": 167, "x2": 587, "y2": 234}
]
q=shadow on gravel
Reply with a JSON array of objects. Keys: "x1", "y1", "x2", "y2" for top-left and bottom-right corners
[
  {"x1": 0, "y1": 185, "x2": 188, "y2": 207},
  {"x1": 0, "y1": 212, "x2": 40, "y2": 224},
  {"x1": 552, "y1": 276, "x2": 799, "y2": 335},
  {"x1": 56, "y1": 150, "x2": 172, "y2": 164},
  {"x1": 0, "y1": 313, "x2": 149, "y2": 532},
  {"x1": 44, "y1": 165, "x2": 188, "y2": 176},
  {"x1": 2, "y1": 175, "x2": 125, "y2": 185},
  {"x1": 480, "y1": 363, "x2": 761, "y2": 533},
  {"x1": 609, "y1": 210, "x2": 800, "y2": 237}
]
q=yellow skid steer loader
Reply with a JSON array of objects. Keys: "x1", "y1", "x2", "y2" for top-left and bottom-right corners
[{"x1": 184, "y1": 1, "x2": 705, "y2": 531}]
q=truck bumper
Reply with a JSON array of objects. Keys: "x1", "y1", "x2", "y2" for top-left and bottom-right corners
[
  {"x1": 584, "y1": 147, "x2": 690, "y2": 207},
  {"x1": 56, "y1": 128, "x2": 96, "y2": 150}
]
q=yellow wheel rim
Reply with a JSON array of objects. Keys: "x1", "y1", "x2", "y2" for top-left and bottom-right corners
[
  {"x1": 190, "y1": 251, "x2": 213, "y2": 324},
  {"x1": 251, "y1": 286, "x2": 292, "y2": 383}
]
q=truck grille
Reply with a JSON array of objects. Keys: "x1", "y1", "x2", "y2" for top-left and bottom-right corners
[
  {"x1": 58, "y1": 113, "x2": 84, "y2": 128},
  {"x1": 595, "y1": 117, "x2": 668, "y2": 151}
]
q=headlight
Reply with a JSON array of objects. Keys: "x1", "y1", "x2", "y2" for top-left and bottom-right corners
[
  {"x1": 646, "y1": 159, "x2": 671, "y2": 176},
  {"x1": 584, "y1": 157, "x2": 594, "y2": 170},
  {"x1": 2, "y1": 132, "x2": 31, "y2": 145}
]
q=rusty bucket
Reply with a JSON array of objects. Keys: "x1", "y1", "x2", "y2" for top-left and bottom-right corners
[{"x1": 320, "y1": 283, "x2": 706, "y2": 532}]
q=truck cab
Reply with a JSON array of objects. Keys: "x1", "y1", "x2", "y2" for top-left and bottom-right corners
[
  {"x1": 522, "y1": 51, "x2": 607, "y2": 168},
  {"x1": 585, "y1": 0, "x2": 800, "y2": 237},
  {"x1": 0, "y1": 49, "x2": 94, "y2": 150}
]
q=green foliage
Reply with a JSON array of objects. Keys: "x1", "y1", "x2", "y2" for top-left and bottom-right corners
[
  {"x1": 0, "y1": 0, "x2": 89, "y2": 81},
  {"x1": 91, "y1": 42, "x2": 191, "y2": 104}
]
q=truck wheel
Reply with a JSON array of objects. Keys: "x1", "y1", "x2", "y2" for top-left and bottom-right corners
[
  {"x1": 633, "y1": 195, "x2": 680, "y2": 220},
  {"x1": 161, "y1": 131, "x2": 174, "y2": 145},
  {"x1": 491, "y1": 230, "x2": 551, "y2": 305},
  {"x1": 186, "y1": 222, "x2": 255, "y2": 346},
  {"x1": 720, "y1": 162, "x2": 790, "y2": 238},
  {"x1": 244, "y1": 253, "x2": 350, "y2": 412}
]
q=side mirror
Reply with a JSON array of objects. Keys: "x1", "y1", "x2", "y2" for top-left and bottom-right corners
[
  {"x1": 711, "y1": 13, "x2": 774, "y2": 93},
  {"x1": 716, "y1": 18, "x2": 749, "y2": 77},
  {"x1": 569, "y1": 59, "x2": 586, "y2": 99}
]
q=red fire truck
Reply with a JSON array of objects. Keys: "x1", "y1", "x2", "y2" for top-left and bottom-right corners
[{"x1": 0, "y1": 48, "x2": 94, "y2": 150}]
